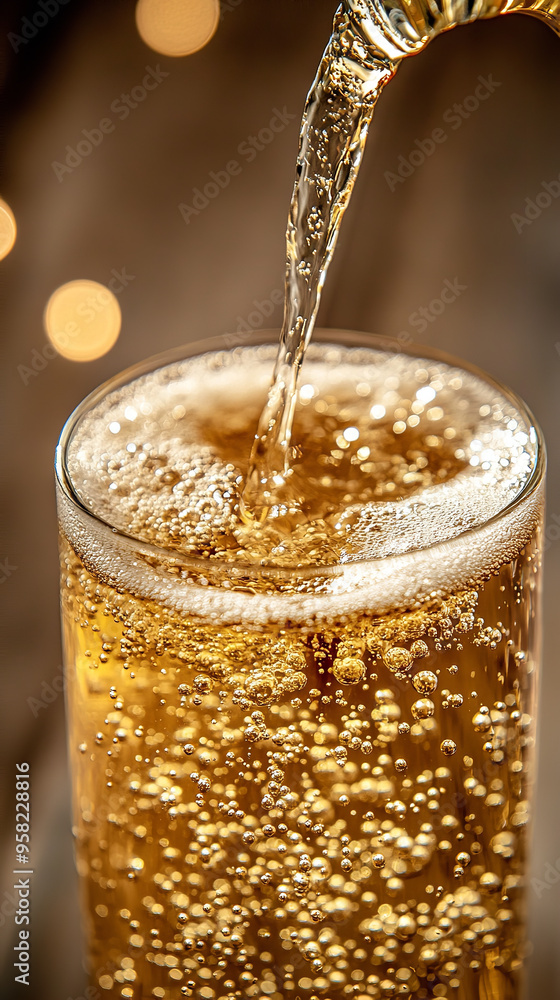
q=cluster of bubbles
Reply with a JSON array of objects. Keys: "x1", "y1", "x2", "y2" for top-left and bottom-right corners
[{"x1": 60, "y1": 513, "x2": 540, "y2": 998}]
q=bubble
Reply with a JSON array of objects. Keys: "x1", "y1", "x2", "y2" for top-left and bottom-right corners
[
  {"x1": 372, "y1": 854, "x2": 385, "y2": 869},
  {"x1": 472, "y1": 711, "x2": 492, "y2": 732},
  {"x1": 491, "y1": 832, "x2": 516, "y2": 859},
  {"x1": 292, "y1": 872, "x2": 310, "y2": 893},
  {"x1": 193, "y1": 674, "x2": 213, "y2": 694},
  {"x1": 245, "y1": 671, "x2": 277, "y2": 705},
  {"x1": 396, "y1": 914, "x2": 417, "y2": 938},
  {"x1": 397, "y1": 722, "x2": 410, "y2": 736},
  {"x1": 411, "y1": 640, "x2": 429, "y2": 659},
  {"x1": 282, "y1": 670, "x2": 307, "y2": 693},
  {"x1": 383, "y1": 647, "x2": 413, "y2": 673},
  {"x1": 411, "y1": 698, "x2": 435, "y2": 720},
  {"x1": 412, "y1": 670, "x2": 438, "y2": 694},
  {"x1": 333, "y1": 746, "x2": 348, "y2": 765},
  {"x1": 394, "y1": 758, "x2": 408, "y2": 772},
  {"x1": 386, "y1": 877, "x2": 404, "y2": 894},
  {"x1": 376, "y1": 688, "x2": 395, "y2": 703},
  {"x1": 332, "y1": 656, "x2": 366, "y2": 685},
  {"x1": 479, "y1": 872, "x2": 502, "y2": 894},
  {"x1": 440, "y1": 740, "x2": 457, "y2": 756}
]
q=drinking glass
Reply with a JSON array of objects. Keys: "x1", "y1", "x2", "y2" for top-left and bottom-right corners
[{"x1": 56, "y1": 330, "x2": 544, "y2": 1000}]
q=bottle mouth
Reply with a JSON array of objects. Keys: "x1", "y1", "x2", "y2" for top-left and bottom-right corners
[{"x1": 55, "y1": 329, "x2": 545, "y2": 625}]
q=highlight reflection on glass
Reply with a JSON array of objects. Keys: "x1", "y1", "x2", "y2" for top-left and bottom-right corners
[
  {"x1": 135, "y1": 0, "x2": 220, "y2": 57},
  {"x1": 0, "y1": 199, "x2": 17, "y2": 261},
  {"x1": 44, "y1": 279, "x2": 122, "y2": 362}
]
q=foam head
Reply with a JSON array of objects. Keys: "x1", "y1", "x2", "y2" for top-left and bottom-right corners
[{"x1": 56, "y1": 336, "x2": 544, "y2": 625}]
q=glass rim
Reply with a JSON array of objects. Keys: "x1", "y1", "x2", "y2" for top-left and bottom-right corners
[{"x1": 55, "y1": 328, "x2": 546, "y2": 590}]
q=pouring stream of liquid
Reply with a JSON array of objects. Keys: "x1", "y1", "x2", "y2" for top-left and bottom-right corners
[{"x1": 240, "y1": 0, "x2": 560, "y2": 523}]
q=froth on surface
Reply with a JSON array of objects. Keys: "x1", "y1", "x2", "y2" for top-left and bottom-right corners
[{"x1": 57, "y1": 341, "x2": 543, "y2": 621}]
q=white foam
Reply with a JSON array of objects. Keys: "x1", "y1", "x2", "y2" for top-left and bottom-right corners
[{"x1": 56, "y1": 340, "x2": 544, "y2": 625}]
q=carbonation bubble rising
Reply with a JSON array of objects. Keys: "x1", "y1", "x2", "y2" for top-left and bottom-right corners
[{"x1": 57, "y1": 339, "x2": 543, "y2": 1000}]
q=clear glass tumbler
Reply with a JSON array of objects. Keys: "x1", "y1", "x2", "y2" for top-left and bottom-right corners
[{"x1": 56, "y1": 330, "x2": 544, "y2": 1000}]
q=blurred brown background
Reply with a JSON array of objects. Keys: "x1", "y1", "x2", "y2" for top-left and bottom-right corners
[{"x1": 0, "y1": 1, "x2": 559, "y2": 998}]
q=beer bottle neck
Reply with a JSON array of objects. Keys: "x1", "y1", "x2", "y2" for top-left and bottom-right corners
[{"x1": 339, "y1": 0, "x2": 560, "y2": 69}]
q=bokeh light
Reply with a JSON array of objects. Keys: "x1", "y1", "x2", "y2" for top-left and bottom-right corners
[
  {"x1": 0, "y1": 199, "x2": 17, "y2": 261},
  {"x1": 135, "y1": 0, "x2": 220, "y2": 57},
  {"x1": 44, "y1": 279, "x2": 122, "y2": 362}
]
